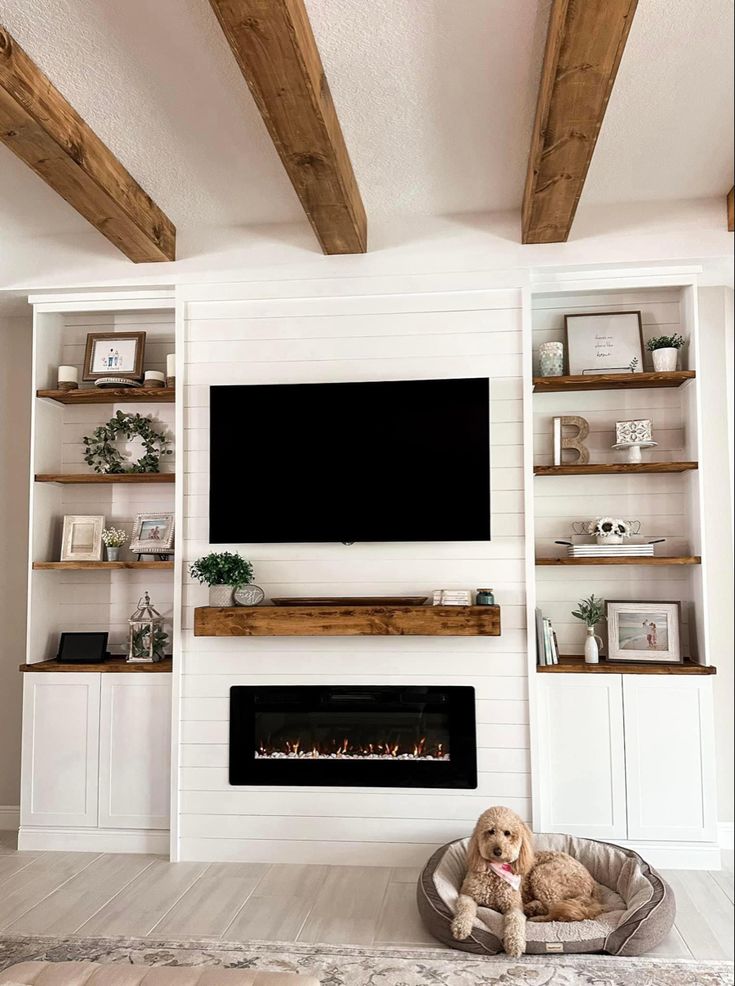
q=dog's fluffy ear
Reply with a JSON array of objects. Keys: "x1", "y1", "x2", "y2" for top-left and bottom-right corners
[
  {"x1": 465, "y1": 824, "x2": 484, "y2": 873},
  {"x1": 513, "y1": 822, "x2": 535, "y2": 876}
]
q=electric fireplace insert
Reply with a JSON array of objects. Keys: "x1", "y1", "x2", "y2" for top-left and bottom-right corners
[{"x1": 230, "y1": 685, "x2": 477, "y2": 789}]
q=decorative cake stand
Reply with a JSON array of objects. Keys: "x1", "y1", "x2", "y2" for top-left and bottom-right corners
[{"x1": 612, "y1": 440, "x2": 658, "y2": 464}]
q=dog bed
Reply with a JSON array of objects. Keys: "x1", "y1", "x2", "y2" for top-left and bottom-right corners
[{"x1": 417, "y1": 833, "x2": 675, "y2": 956}]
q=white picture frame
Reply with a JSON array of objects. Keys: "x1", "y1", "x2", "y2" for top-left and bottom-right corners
[
  {"x1": 61, "y1": 515, "x2": 105, "y2": 562},
  {"x1": 565, "y1": 311, "x2": 644, "y2": 376},
  {"x1": 606, "y1": 600, "x2": 682, "y2": 664},
  {"x1": 130, "y1": 512, "x2": 175, "y2": 554}
]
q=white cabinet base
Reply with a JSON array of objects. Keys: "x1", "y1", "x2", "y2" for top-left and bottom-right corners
[{"x1": 18, "y1": 825, "x2": 170, "y2": 854}]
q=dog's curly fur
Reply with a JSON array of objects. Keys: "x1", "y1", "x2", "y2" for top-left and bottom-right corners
[{"x1": 451, "y1": 806, "x2": 604, "y2": 957}]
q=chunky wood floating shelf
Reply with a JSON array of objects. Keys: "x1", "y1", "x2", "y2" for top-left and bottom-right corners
[
  {"x1": 194, "y1": 605, "x2": 501, "y2": 637},
  {"x1": 35, "y1": 473, "x2": 175, "y2": 484},
  {"x1": 534, "y1": 462, "x2": 698, "y2": 477},
  {"x1": 538, "y1": 656, "x2": 716, "y2": 676},
  {"x1": 33, "y1": 561, "x2": 174, "y2": 570},
  {"x1": 536, "y1": 556, "x2": 701, "y2": 567},
  {"x1": 19, "y1": 657, "x2": 173, "y2": 674},
  {"x1": 37, "y1": 387, "x2": 176, "y2": 404},
  {"x1": 532, "y1": 370, "x2": 695, "y2": 393}
]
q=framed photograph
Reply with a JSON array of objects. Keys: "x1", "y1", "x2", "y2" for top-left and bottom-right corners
[
  {"x1": 83, "y1": 332, "x2": 146, "y2": 381},
  {"x1": 565, "y1": 312, "x2": 644, "y2": 376},
  {"x1": 606, "y1": 601, "x2": 682, "y2": 665},
  {"x1": 130, "y1": 512, "x2": 175, "y2": 554},
  {"x1": 60, "y1": 515, "x2": 105, "y2": 562}
]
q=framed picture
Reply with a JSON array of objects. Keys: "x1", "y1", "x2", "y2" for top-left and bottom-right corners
[
  {"x1": 565, "y1": 312, "x2": 644, "y2": 376},
  {"x1": 83, "y1": 332, "x2": 146, "y2": 381},
  {"x1": 61, "y1": 515, "x2": 105, "y2": 562},
  {"x1": 130, "y1": 512, "x2": 175, "y2": 554},
  {"x1": 606, "y1": 601, "x2": 682, "y2": 665}
]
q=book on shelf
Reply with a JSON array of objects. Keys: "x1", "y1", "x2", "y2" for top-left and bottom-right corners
[{"x1": 535, "y1": 609, "x2": 559, "y2": 665}]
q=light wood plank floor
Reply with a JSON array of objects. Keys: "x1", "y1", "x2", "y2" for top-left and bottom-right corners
[{"x1": 0, "y1": 833, "x2": 731, "y2": 960}]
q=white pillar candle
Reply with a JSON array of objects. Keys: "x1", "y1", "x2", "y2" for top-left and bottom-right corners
[
  {"x1": 166, "y1": 354, "x2": 176, "y2": 379},
  {"x1": 57, "y1": 365, "x2": 79, "y2": 390}
]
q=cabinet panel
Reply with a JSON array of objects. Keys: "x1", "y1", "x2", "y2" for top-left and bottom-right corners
[
  {"x1": 21, "y1": 674, "x2": 100, "y2": 827},
  {"x1": 538, "y1": 675, "x2": 626, "y2": 839},
  {"x1": 99, "y1": 676, "x2": 172, "y2": 830},
  {"x1": 623, "y1": 677, "x2": 717, "y2": 842}
]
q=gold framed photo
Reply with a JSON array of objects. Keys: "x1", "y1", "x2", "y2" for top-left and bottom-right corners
[{"x1": 83, "y1": 332, "x2": 146, "y2": 381}]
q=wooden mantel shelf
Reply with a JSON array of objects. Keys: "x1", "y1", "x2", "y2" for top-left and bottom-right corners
[
  {"x1": 20, "y1": 657, "x2": 173, "y2": 673},
  {"x1": 33, "y1": 561, "x2": 174, "y2": 570},
  {"x1": 536, "y1": 556, "x2": 701, "y2": 567},
  {"x1": 534, "y1": 462, "x2": 698, "y2": 477},
  {"x1": 538, "y1": 656, "x2": 716, "y2": 676},
  {"x1": 36, "y1": 473, "x2": 174, "y2": 484},
  {"x1": 37, "y1": 387, "x2": 175, "y2": 405},
  {"x1": 194, "y1": 605, "x2": 501, "y2": 637},
  {"x1": 532, "y1": 370, "x2": 695, "y2": 393}
]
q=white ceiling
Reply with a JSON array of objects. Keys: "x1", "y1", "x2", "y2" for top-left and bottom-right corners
[{"x1": 0, "y1": 0, "x2": 732, "y2": 245}]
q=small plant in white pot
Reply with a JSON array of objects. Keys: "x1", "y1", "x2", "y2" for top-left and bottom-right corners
[
  {"x1": 101, "y1": 527, "x2": 128, "y2": 562},
  {"x1": 647, "y1": 333, "x2": 686, "y2": 372},
  {"x1": 190, "y1": 552, "x2": 255, "y2": 607},
  {"x1": 572, "y1": 594, "x2": 606, "y2": 664}
]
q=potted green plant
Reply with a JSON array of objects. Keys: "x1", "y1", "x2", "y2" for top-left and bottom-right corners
[
  {"x1": 572, "y1": 594, "x2": 606, "y2": 665},
  {"x1": 647, "y1": 334, "x2": 686, "y2": 372},
  {"x1": 189, "y1": 552, "x2": 255, "y2": 607}
]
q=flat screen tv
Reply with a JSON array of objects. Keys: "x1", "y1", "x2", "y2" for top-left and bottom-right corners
[{"x1": 209, "y1": 377, "x2": 490, "y2": 543}]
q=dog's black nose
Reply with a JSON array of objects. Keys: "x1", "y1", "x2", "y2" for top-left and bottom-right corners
[{"x1": 493, "y1": 848, "x2": 502, "y2": 857}]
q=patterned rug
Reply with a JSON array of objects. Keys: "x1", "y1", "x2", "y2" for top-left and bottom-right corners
[{"x1": 0, "y1": 936, "x2": 732, "y2": 986}]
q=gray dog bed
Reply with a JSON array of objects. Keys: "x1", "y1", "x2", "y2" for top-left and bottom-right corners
[{"x1": 417, "y1": 833, "x2": 675, "y2": 956}]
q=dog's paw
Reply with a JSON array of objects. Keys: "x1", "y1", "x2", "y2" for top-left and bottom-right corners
[
  {"x1": 451, "y1": 916, "x2": 473, "y2": 941},
  {"x1": 523, "y1": 899, "x2": 545, "y2": 918},
  {"x1": 504, "y1": 937, "x2": 525, "y2": 958}
]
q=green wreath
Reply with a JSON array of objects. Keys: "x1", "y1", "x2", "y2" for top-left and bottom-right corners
[{"x1": 83, "y1": 410, "x2": 172, "y2": 474}]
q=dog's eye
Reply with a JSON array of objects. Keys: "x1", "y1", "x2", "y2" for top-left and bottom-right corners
[
  {"x1": 504, "y1": 830, "x2": 511, "y2": 837},
  {"x1": 488, "y1": 828, "x2": 495, "y2": 836}
]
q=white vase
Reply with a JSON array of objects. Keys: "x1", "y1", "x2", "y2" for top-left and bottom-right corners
[
  {"x1": 209, "y1": 585, "x2": 234, "y2": 607},
  {"x1": 539, "y1": 341, "x2": 565, "y2": 377},
  {"x1": 652, "y1": 347, "x2": 679, "y2": 372},
  {"x1": 584, "y1": 627, "x2": 603, "y2": 664}
]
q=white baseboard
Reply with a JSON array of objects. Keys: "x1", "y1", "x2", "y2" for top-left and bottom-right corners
[
  {"x1": 18, "y1": 826, "x2": 170, "y2": 854},
  {"x1": 718, "y1": 822, "x2": 734, "y2": 850},
  {"x1": 616, "y1": 839, "x2": 721, "y2": 870},
  {"x1": 0, "y1": 806, "x2": 19, "y2": 830}
]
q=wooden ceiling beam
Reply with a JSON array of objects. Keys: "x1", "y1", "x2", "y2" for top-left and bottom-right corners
[
  {"x1": 209, "y1": 0, "x2": 366, "y2": 255},
  {"x1": 728, "y1": 187, "x2": 734, "y2": 232},
  {"x1": 522, "y1": 0, "x2": 638, "y2": 244},
  {"x1": 0, "y1": 27, "x2": 175, "y2": 262}
]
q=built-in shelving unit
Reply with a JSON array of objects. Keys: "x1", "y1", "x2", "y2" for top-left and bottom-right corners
[
  {"x1": 537, "y1": 656, "x2": 716, "y2": 675},
  {"x1": 534, "y1": 462, "x2": 698, "y2": 476},
  {"x1": 532, "y1": 370, "x2": 695, "y2": 393},
  {"x1": 535, "y1": 556, "x2": 701, "y2": 566},
  {"x1": 35, "y1": 473, "x2": 175, "y2": 484},
  {"x1": 37, "y1": 386, "x2": 175, "y2": 404}
]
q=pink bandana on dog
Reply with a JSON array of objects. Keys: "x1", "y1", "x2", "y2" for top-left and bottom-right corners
[{"x1": 488, "y1": 861, "x2": 521, "y2": 891}]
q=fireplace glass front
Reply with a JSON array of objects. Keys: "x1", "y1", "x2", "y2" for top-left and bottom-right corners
[{"x1": 230, "y1": 685, "x2": 477, "y2": 788}]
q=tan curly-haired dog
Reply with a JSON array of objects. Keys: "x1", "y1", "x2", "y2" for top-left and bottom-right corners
[{"x1": 451, "y1": 806, "x2": 603, "y2": 957}]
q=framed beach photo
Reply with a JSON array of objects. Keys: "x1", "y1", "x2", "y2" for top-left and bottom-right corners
[
  {"x1": 130, "y1": 512, "x2": 175, "y2": 554},
  {"x1": 60, "y1": 515, "x2": 105, "y2": 562},
  {"x1": 606, "y1": 601, "x2": 682, "y2": 665},
  {"x1": 83, "y1": 332, "x2": 146, "y2": 381},
  {"x1": 565, "y1": 312, "x2": 644, "y2": 376}
]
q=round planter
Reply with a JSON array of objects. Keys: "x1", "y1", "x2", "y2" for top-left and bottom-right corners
[
  {"x1": 209, "y1": 585, "x2": 235, "y2": 607},
  {"x1": 651, "y1": 347, "x2": 679, "y2": 372},
  {"x1": 538, "y1": 341, "x2": 564, "y2": 377},
  {"x1": 105, "y1": 546, "x2": 120, "y2": 562},
  {"x1": 596, "y1": 533, "x2": 624, "y2": 545}
]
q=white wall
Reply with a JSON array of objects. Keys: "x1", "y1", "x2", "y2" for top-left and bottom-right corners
[{"x1": 0, "y1": 314, "x2": 32, "y2": 819}]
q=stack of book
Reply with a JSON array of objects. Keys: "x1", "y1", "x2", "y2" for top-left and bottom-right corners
[
  {"x1": 432, "y1": 589, "x2": 473, "y2": 606},
  {"x1": 535, "y1": 608, "x2": 559, "y2": 666},
  {"x1": 567, "y1": 543, "x2": 654, "y2": 558}
]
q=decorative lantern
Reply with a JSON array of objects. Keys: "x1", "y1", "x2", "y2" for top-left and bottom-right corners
[{"x1": 127, "y1": 592, "x2": 168, "y2": 663}]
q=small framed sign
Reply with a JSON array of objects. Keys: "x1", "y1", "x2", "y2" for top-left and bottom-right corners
[
  {"x1": 605, "y1": 600, "x2": 682, "y2": 665},
  {"x1": 60, "y1": 515, "x2": 105, "y2": 562},
  {"x1": 565, "y1": 312, "x2": 644, "y2": 376},
  {"x1": 83, "y1": 332, "x2": 146, "y2": 381},
  {"x1": 130, "y1": 512, "x2": 175, "y2": 554}
]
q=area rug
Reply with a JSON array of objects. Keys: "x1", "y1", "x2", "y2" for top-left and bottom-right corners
[{"x1": 0, "y1": 936, "x2": 732, "y2": 986}]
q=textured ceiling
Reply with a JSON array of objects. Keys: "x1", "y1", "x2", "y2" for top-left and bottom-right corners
[{"x1": 0, "y1": 0, "x2": 732, "y2": 244}]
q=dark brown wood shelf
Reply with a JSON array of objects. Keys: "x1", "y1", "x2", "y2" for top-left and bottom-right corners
[
  {"x1": 194, "y1": 604, "x2": 501, "y2": 637},
  {"x1": 534, "y1": 462, "x2": 698, "y2": 477},
  {"x1": 532, "y1": 370, "x2": 695, "y2": 393},
  {"x1": 20, "y1": 657, "x2": 173, "y2": 673},
  {"x1": 536, "y1": 556, "x2": 701, "y2": 567},
  {"x1": 37, "y1": 387, "x2": 175, "y2": 404},
  {"x1": 33, "y1": 561, "x2": 174, "y2": 571},
  {"x1": 538, "y1": 656, "x2": 716, "y2": 675},
  {"x1": 35, "y1": 473, "x2": 174, "y2": 484}
]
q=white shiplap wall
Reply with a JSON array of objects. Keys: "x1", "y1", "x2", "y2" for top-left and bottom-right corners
[{"x1": 179, "y1": 274, "x2": 528, "y2": 865}]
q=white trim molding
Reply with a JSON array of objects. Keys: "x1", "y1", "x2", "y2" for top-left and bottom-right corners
[
  {"x1": 0, "y1": 806, "x2": 20, "y2": 830},
  {"x1": 616, "y1": 840, "x2": 721, "y2": 870},
  {"x1": 18, "y1": 826, "x2": 170, "y2": 854},
  {"x1": 718, "y1": 822, "x2": 734, "y2": 850}
]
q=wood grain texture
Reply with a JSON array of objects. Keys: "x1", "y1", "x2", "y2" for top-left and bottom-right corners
[
  {"x1": 534, "y1": 461, "x2": 698, "y2": 476},
  {"x1": 0, "y1": 29, "x2": 175, "y2": 262},
  {"x1": 728, "y1": 187, "x2": 734, "y2": 232},
  {"x1": 35, "y1": 473, "x2": 175, "y2": 484},
  {"x1": 32, "y1": 561, "x2": 174, "y2": 570},
  {"x1": 208, "y1": 0, "x2": 366, "y2": 254},
  {"x1": 532, "y1": 370, "x2": 695, "y2": 393},
  {"x1": 522, "y1": 0, "x2": 638, "y2": 243},
  {"x1": 537, "y1": 656, "x2": 716, "y2": 675},
  {"x1": 536, "y1": 555, "x2": 701, "y2": 566},
  {"x1": 37, "y1": 387, "x2": 175, "y2": 405},
  {"x1": 19, "y1": 658, "x2": 173, "y2": 674},
  {"x1": 194, "y1": 604, "x2": 501, "y2": 637}
]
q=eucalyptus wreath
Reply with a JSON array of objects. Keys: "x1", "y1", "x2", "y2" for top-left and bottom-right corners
[{"x1": 83, "y1": 410, "x2": 172, "y2": 474}]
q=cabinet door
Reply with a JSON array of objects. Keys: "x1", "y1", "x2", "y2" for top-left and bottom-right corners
[
  {"x1": 99, "y1": 675, "x2": 172, "y2": 830},
  {"x1": 623, "y1": 676, "x2": 717, "y2": 842},
  {"x1": 21, "y1": 673, "x2": 101, "y2": 828},
  {"x1": 538, "y1": 675, "x2": 627, "y2": 839}
]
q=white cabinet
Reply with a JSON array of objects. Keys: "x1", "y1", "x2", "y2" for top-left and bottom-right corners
[
  {"x1": 21, "y1": 672, "x2": 171, "y2": 845},
  {"x1": 537, "y1": 673, "x2": 717, "y2": 847},
  {"x1": 538, "y1": 675, "x2": 627, "y2": 839}
]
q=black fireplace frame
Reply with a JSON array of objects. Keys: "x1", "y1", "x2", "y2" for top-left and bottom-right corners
[{"x1": 229, "y1": 685, "x2": 477, "y2": 789}]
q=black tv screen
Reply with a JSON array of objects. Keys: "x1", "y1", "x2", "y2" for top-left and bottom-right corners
[{"x1": 209, "y1": 377, "x2": 490, "y2": 543}]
